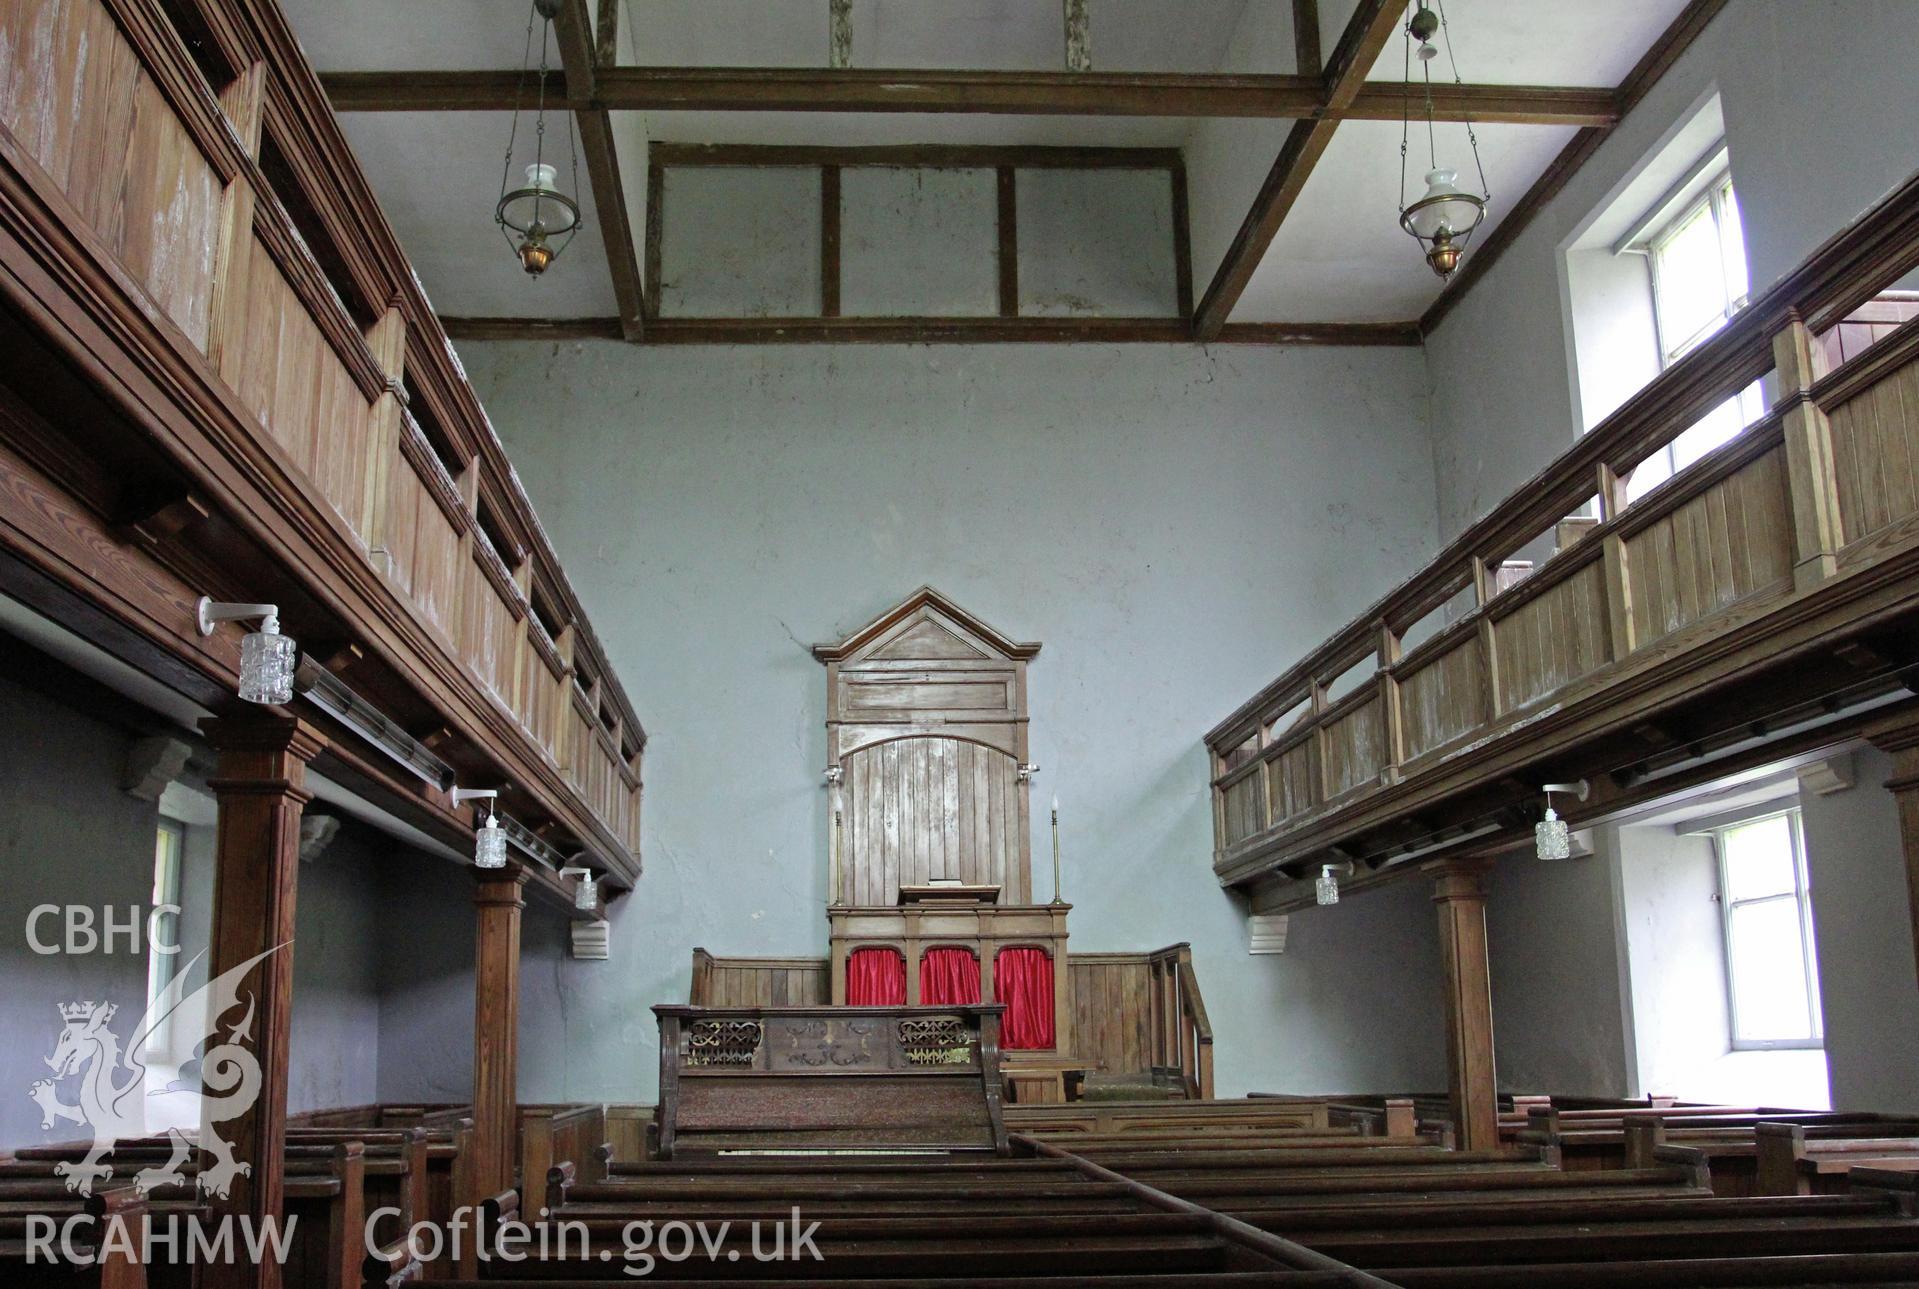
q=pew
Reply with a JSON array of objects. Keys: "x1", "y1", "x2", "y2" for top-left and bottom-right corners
[
  {"x1": 486, "y1": 1150, "x2": 1396, "y2": 1286},
  {"x1": 341, "y1": 1096, "x2": 1919, "y2": 1288},
  {"x1": 1758, "y1": 1121, "x2": 1919, "y2": 1196},
  {"x1": 2, "y1": 1137, "x2": 370, "y2": 1289},
  {"x1": 1, "y1": 1188, "x2": 156, "y2": 1289}
]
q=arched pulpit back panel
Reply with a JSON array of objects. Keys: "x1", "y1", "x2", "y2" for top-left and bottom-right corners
[
  {"x1": 816, "y1": 589, "x2": 1040, "y2": 908},
  {"x1": 841, "y1": 737, "x2": 1026, "y2": 904}
]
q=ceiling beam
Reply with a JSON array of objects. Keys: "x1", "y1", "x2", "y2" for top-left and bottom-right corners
[
  {"x1": 551, "y1": 0, "x2": 646, "y2": 340},
  {"x1": 1293, "y1": 0, "x2": 1322, "y2": 77},
  {"x1": 1419, "y1": 0, "x2": 1729, "y2": 335},
  {"x1": 1192, "y1": 0, "x2": 1404, "y2": 341},
  {"x1": 438, "y1": 315, "x2": 1424, "y2": 346},
  {"x1": 317, "y1": 67, "x2": 1617, "y2": 127}
]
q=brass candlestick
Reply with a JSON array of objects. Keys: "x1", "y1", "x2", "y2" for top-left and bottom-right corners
[{"x1": 1050, "y1": 795, "x2": 1063, "y2": 904}]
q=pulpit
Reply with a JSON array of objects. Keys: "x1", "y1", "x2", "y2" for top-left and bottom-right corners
[{"x1": 815, "y1": 588, "x2": 1082, "y2": 1102}]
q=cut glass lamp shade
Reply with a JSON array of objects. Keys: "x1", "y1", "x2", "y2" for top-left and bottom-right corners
[
  {"x1": 1315, "y1": 865, "x2": 1340, "y2": 906},
  {"x1": 238, "y1": 622, "x2": 297, "y2": 705},
  {"x1": 475, "y1": 815, "x2": 508, "y2": 869},
  {"x1": 1536, "y1": 810, "x2": 1573, "y2": 861}
]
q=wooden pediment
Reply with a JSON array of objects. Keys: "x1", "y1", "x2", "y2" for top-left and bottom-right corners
[{"x1": 812, "y1": 587, "x2": 1041, "y2": 664}]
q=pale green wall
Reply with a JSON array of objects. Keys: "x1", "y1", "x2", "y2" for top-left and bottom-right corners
[{"x1": 452, "y1": 338, "x2": 1452, "y2": 1101}]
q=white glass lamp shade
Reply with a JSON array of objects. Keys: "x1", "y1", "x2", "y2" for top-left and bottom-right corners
[
  {"x1": 1315, "y1": 865, "x2": 1340, "y2": 907},
  {"x1": 238, "y1": 620, "x2": 297, "y2": 705},
  {"x1": 1402, "y1": 169, "x2": 1486, "y2": 241},
  {"x1": 498, "y1": 163, "x2": 581, "y2": 238},
  {"x1": 1536, "y1": 808, "x2": 1572, "y2": 861},
  {"x1": 475, "y1": 814, "x2": 508, "y2": 869},
  {"x1": 560, "y1": 865, "x2": 599, "y2": 911}
]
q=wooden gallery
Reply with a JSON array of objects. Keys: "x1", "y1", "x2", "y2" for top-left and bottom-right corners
[{"x1": 5, "y1": 0, "x2": 1919, "y2": 1286}]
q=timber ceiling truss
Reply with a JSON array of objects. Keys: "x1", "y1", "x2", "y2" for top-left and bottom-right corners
[{"x1": 317, "y1": 0, "x2": 1727, "y2": 346}]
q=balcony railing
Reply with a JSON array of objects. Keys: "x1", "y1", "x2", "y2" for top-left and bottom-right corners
[
  {"x1": 0, "y1": 0, "x2": 642, "y2": 874},
  {"x1": 1207, "y1": 171, "x2": 1919, "y2": 889}
]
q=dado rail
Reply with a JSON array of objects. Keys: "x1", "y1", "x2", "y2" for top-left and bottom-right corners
[
  {"x1": 0, "y1": 0, "x2": 642, "y2": 886},
  {"x1": 1208, "y1": 170, "x2": 1919, "y2": 908}
]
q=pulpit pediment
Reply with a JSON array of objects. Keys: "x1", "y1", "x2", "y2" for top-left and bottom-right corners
[{"x1": 812, "y1": 586, "x2": 1041, "y2": 665}]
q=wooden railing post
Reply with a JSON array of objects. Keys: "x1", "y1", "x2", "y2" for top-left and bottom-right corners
[
  {"x1": 1595, "y1": 463, "x2": 1638, "y2": 661},
  {"x1": 1376, "y1": 623, "x2": 1405, "y2": 784},
  {"x1": 1774, "y1": 310, "x2": 1846, "y2": 589},
  {"x1": 1309, "y1": 680, "x2": 1331, "y2": 803},
  {"x1": 1425, "y1": 855, "x2": 1499, "y2": 1152},
  {"x1": 361, "y1": 300, "x2": 406, "y2": 552},
  {"x1": 1470, "y1": 557, "x2": 1503, "y2": 719}
]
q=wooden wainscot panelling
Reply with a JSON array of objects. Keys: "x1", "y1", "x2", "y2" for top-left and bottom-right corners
[
  {"x1": 1488, "y1": 554, "x2": 1612, "y2": 713},
  {"x1": 1219, "y1": 762, "x2": 1266, "y2": 849},
  {"x1": 1618, "y1": 433, "x2": 1793, "y2": 648},
  {"x1": 519, "y1": 614, "x2": 566, "y2": 758},
  {"x1": 1066, "y1": 954, "x2": 1155, "y2": 1076},
  {"x1": 1266, "y1": 735, "x2": 1317, "y2": 824},
  {"x1": 1, "y1": 0, "x2": 223, "y2": 349},
  {"x1": 1319, "y1": 690, "x2": 1383, "y2": 799},
  {"x1": 1823, "y1": 319, "x2": 1919, "y2": 545},
  {"x1": 1395, "y1": 629, "x2": 1488, "y2": 761},
  {"x1": 688, "y1": 950, "x2": 831, "y2": 1008},
  {"x1": 464, "y1": 527, "x2": 526, "y2": 712}
]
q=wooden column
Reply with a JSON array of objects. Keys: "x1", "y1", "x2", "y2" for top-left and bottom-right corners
[
  {"x1": 473, "y1": 863, "x2": 529, "y2": 1198},
  {"x1": 1869, "y1": 723, "x2": 1919, "y2": 988},
  {"x1": 201, "y1": 715, "x2": 326, "y2": 1289},
  {"x1": 1425, "y1": 856, "x2": 1499, "y2": 1152}
]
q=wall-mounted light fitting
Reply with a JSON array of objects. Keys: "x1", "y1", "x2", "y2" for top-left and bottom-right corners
[
  {"x1": 559, "y1": 865, "x2": 600, "y2": 912},
  {"x1": 1536, "y1": 780, "x2": 1590, "y2": 861},
  {"x1": 197, "y1": 598, "x2": 296, "y2": 705},
  {"x1": 822, "y1": 766, "x2": 843, "y2": 785},
  {"x1": 1017, "y1": 763, "x2": 1041, "y2": 782},
  {"x1": 1315, "y1": 859, "x2": 1356, "y2": 907},
  {"x1": 453, "y1": 788, "x2": 506, "y2": 868}
]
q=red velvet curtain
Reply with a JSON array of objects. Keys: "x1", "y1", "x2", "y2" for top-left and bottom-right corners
[
  {"x1": 846, "y1": 947, "x2": 906, "y2": 1006},
  {"x1": 994, "y1": 947, "x2": 1056, "y2": 1050},
  {"x1": 920, "y1": 947, "x2": 981, "y2": 1006}
]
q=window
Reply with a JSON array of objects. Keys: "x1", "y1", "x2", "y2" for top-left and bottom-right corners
[
  {"x1": 146, "y1": 820, "x2": 185, "y2": 1052},
  {"x1": 1713, "y1": 809, "x2": 1822, "y2": 1049},
  {"x1": 1626, "y1": 171, "x2": 1766, "y2": 502}
]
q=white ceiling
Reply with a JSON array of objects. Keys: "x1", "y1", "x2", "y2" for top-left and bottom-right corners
[
  {"x1": 1237, "y1": 119, "x2": 1580, "y2": 323},
  {"x1": 339, "y1": 111, "x2": 620, "y2": 318},
  {"x1": 282, "y1": 0, "x2": 1699, "y2": 326}
]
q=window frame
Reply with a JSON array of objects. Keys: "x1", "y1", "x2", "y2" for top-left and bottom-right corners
[
  {"x1": 1623, "y1": 166, "x2": 1763, "y2": 503},
  {"x1": 146, "y1": 818, "x2": 186, "y2": 1054},
  {"x1": 1711, "y1": 806, "x2": 1824, "y2": 1052},
  {"x1": 1647, "y1": 170, "x2": 1748, "y2": 368}
]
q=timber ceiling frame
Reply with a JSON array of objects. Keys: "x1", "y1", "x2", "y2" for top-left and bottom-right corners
[
  {"x1": 552, "y1": 0, "x2": 645, "y2": 340},
  {"x1": 314, "y1": 0, "x2": 1725, "y2": 346}
]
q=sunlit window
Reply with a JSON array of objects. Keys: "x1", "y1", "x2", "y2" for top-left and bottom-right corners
[
  {"x1": 1714, "y1": 810, "x2": 1823, "y2": 1050},
  {"x1": 1626, "y1": 173, "x2": 1766, "y2": 503}
]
